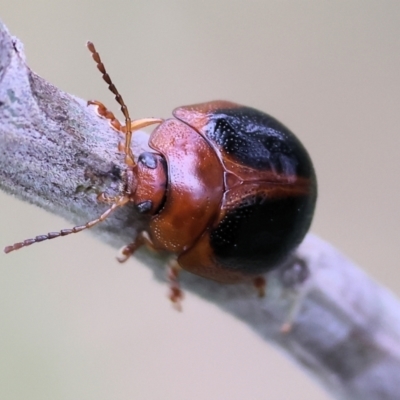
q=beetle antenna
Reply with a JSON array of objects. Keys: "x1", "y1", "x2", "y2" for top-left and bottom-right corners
[
  {"x1": 4, "y1": 196, "x2": 129, "y2": 254},
  {"x1": 86, "y1": 42, "x2": 162, "y2": 166},
  {"x1": 86, "y1": 41, "x2": 134, "y2": 164}
]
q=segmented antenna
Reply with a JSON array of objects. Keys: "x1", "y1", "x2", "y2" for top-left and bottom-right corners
[
  {"x1": 4, "y1": 197, "x2": 129, "y2": 254},
  {"x1": 86, "y1": 41, "x2": 134, "y2": 164}
]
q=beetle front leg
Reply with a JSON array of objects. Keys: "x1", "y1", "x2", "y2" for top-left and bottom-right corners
[
  {"x1": 88, "y1": 100, "x2": 124, "y2": 132},
  {"x1": 117, "y1": 232, "x2": 146, "y2": 263},
  {"x1": 116, "y1": 231, "x2": 158, "y2": 262},
  {"x1": 89, "y1": 100, "x2": 162, "y2": 135},
  {"x1": 88, "y1": 100, "x2": 162, "y2": 166}
]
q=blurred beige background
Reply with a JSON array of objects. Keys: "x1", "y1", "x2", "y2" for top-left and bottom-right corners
[{"x1": 1, "y1": 2, "x2": 399, "y2": 399}]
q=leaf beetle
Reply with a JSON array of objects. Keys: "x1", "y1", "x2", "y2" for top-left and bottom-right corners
[{"x1": 5, "y1": 42, "x2": 317, "y2": 307}]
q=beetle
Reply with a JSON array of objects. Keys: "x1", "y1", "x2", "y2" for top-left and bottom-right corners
[{"x1": 4, "y1": 42, "x2": 317, "y2": 306}]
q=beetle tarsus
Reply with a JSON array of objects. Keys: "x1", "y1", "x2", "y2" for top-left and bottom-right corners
[
  {"x1": 116, "y1": 235, "x2": 145, "y2": 263},
  {"x1": 116, "y1": 231, "x2": 158, "y2": 263},
  {"x1": 167, "y1": 260, "x2": 184, "y2": 311},
  {"x1": 97, "y1": 192, "x2": 119, "y2": 204},
  {"x1": 88, "y1": 100, "x2": 123, "y2": 132}
]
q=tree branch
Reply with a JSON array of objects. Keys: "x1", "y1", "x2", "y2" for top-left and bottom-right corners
[{"x1": 1, "y1": 21, "x2": 400, "y2": 400}]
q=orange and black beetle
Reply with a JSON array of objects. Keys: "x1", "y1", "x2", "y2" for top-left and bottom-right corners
[{"x1": 5, "y1": 42, "x2": 317, "y2": 304}]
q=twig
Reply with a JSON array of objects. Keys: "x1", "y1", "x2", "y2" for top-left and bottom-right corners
[{"x1": 1, "y1": 21, "x2": 400, "y2": 400}]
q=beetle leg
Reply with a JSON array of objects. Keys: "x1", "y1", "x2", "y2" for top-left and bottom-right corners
[
  {"x1": 253, "y1": 276, "x2": 266, "y2": 297},
  {"x1": 117, "y1": 232, "x2": 145, "y2": 263},
  {"x1": 253, "y1": 274, "x2": 308, "y2": 334},
  {"x1": 88, "y1": 99, "x2": 132, "y2": 164},
  {"x1": 117, "y1": 235, "x2": 184, "y2": 310},
  {"x1": 278, "y1": 258, "x2": 311, "y2": 333},
  {"x1": 97, "y1": 192, "x2": 119, "y2": 204},
  {"x1": 121, "y1": 118, "x2": 163, "y2": 165},
  {"x1": 167, "y1": 260, "x2": 184, "y2": 311},
  {"x1": 279, "y1": 286, "x2": 311, "y2": 334},
  {"x1": 116, "y1": 231, "x2": 157, "y2": 263},
  {"x1": 88, "y1": 100, "x2": 162, "y2": 166},
  {"x1": 88, "y1": 100, "x2": 124, "y2": 132},
  {"x1": 280, "y1": 304, "x2": 301, "y2": 334},
  {"x1": 89, "y1": 101, "x2": 162, "y2": 135}
]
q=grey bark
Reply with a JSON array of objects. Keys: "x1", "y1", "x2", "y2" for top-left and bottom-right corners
[{"x1": 1, "y1": 21, "x2": 400, "y2": 400}]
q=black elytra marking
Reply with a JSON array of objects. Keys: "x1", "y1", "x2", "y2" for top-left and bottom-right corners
[
  {"x1": 205, "y1": 106, "x2": 314, "y2": 177},
  {"x1": 210, "y1": 192, "x2": 315, "y2": 275}
]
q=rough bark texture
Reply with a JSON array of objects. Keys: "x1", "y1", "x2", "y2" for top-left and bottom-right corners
[{"x1": 1, "y1": 21, "x2": 400, "y2": 400}]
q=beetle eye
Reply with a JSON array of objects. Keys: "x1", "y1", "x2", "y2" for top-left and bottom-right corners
[
  {"x1": 138, "y1": 152, "x2": 157, "y2": 169},
  {"x1": 136, "y1": 200, "x2": 153, "y2": 214}
]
